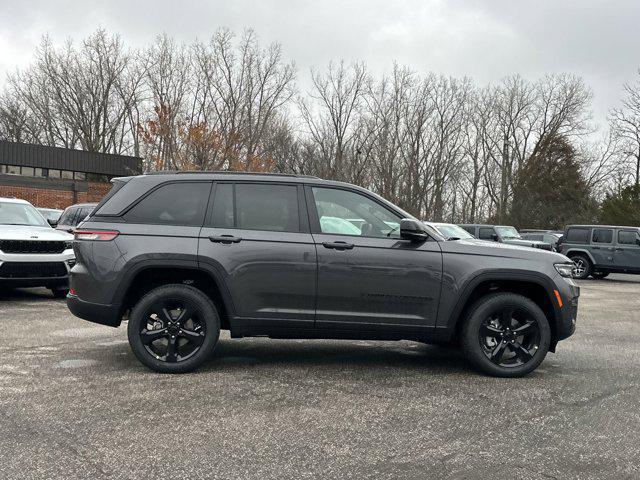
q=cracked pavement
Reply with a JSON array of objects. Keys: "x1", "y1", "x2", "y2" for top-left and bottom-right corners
[{"x1": 1, "y1": 275, "x2": 639, "y2": 479}]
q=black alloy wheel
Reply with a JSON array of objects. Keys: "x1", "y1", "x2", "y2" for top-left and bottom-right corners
[
  {"x1": 128, "y1": 284, "x2": 220, "y2": 373},
  {"x1": 140, "y1": 298, "x2": 206, "y2": 363},
  {"x1": 478, "y1": 306, "x2": 541, "y2": 368},
  {"x1": 461, "y1": 292, "x2": 551, "y2": 377}
]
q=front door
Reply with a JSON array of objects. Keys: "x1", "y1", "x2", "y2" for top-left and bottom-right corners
[
  {"x1": 614, "y1": 229, "x2": 640, "y2": 271},
  {"x1": 306, "y1": 185, "x2": 442, "y2": 333},
  {"x1": 198, "y1": 182, "x2": 317, "y2": 332}
]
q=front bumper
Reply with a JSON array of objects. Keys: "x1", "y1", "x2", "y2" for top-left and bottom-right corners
[
  {"x1": 0, "y1": 249, "x2": 75, "y2": 288},
  {"x1": 555, "y1": 275, "x2": 580, "y2": 341}
]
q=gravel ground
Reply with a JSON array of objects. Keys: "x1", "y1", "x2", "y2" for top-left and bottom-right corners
[{"x1": 1, "y1": 275, "x2": 639, "y2": 479}]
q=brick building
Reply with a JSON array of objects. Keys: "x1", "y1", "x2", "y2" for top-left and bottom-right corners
[{"x1": 0, "y1": 140, "x2": 142, "y2": 209}]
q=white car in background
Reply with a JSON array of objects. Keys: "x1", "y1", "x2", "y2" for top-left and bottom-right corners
[
  {"x1": 0, "y1": 197, "x2": 75, "y2": 297},
  {"x1": 424, "y1": 221, "x2": 476, "y2": 240}
]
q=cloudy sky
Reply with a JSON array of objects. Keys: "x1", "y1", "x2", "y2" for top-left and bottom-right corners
[{"x1": 1, "y1": 0, "x2": 639, "y2": 128}]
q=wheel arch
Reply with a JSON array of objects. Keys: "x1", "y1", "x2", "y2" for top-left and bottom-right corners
[
  {"x1": 563, "y1": 248, "x2": 596, "y2": 265},
  {"x1": 116, "y1": 262, "x2": 235, "y2": 330},
  {"x1": 447, "y1": 271, "x2": 562, "y2": 351}
]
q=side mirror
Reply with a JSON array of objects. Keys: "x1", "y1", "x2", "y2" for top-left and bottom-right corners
[
  {"x1": 47, "y1": 219, "x2": 57, "y2": 227},
  {"x1": 400, "y1": 218, "x2": 429, "y2": 242}
]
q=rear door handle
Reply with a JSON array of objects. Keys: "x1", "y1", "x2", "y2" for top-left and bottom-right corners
[
  {"x1": 322, "y1": 241, "x2": 354, "y2": 250},
  {"x1": 209, "y1": 235, "x2": 242, "y2": 244}
]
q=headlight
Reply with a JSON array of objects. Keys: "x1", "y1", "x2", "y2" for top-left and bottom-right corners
[
  {"x1": 554, "y1": 263, "x2": 574, "y2": 277},
  {"x1": 64, "y1": 241, "x2": 74, "y2": 250}
]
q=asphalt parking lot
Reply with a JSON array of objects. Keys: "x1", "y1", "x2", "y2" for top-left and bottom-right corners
[{"x1": 1, "y1": 276, "x2": 639, "y2": 480}]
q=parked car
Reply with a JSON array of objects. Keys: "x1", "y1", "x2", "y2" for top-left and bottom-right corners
[
  {"x1": 425, "y1": 222, "x2": 476, "y2": 240},
  {"x1": 459, "y1": 224, "x2": 553, "y2": 251},
  {"x1": 36, "y1": 207, "x2": 64, "y2": 226},
  {"x1": 520, "y1": 230, "x2": 563, "y2": 251},
  {"x1": 67, "y1": 173, "x2": 579, "y2": 377},
  {"x1": 561, "y1": 225, "x2": 640, "y2": 279},
  {"x1": 0, "y1": 197, "x2": 74, "y2": 297},
  {"x1": 56, "y1": 203, "x2": 97, "y2": 233}
]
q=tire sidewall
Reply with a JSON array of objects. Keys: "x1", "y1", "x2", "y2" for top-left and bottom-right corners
[
  {"x1": 127, "y1": 284, "x2": 220, "y2": 373},
  {"x1": 462, "y1": 293, "x2": 551, "y2": 378}
]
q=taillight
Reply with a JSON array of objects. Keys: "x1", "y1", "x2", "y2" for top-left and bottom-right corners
[{"x1": 74, "y1": 229, "x2": 119, "y2": 241}]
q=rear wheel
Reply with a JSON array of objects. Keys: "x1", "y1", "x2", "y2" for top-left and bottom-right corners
[
  {"x1": 591, "y1": 271, "x2": 609, "y2": 279},
  {"x1": 570, "y1": 254, "x2": 592, "y2": 279},
  {"x1": 461, "y1": 293, "x2": 551, "y2": 377},
  {"x1": 127, "y1": 284, "x2": 220, "y2": 373}
]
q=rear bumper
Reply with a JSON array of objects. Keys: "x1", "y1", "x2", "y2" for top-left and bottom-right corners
[{"x1": 67, "y1": 294, "x2": 122, "y2": 327}]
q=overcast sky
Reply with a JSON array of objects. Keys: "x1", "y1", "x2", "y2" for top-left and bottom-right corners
[{"x1": 1, "y1": 0, "x2": 639, "y2": 129}]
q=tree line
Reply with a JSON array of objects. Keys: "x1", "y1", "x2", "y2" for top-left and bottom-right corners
[{"x1": 1, "y1": 28, "x2": 639, "y2": 228}]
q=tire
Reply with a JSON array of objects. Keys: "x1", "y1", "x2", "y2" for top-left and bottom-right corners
[
  {"x1": 50, "y1": 287, "x2": 69, "y2": 299},
  {"x1": 591, "y1": 271, "x2": 609, "y2": 279},
  {"x1": 570, "y1": 254, "x2": 592, "y2": 280},
  {"x1": 127, "y1": 284, "x2": 220, "y2": 373},
  {"x1": 461, "y1": 292, "x2": 551, "y2": 378}
]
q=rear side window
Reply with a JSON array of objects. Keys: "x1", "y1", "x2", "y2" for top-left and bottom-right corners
[
  {"x1": 461, "y1": 226, "x2": 475, "y2": 235},
  {"x1": 565, "y1": 228, "x2": 590, "y2": 244},
  {"x1": 592, "y1": 228, "x2": 613, "y2": 244},
  {"x1": 124, "y1": 182, "x2": 210, "y2": 226},
  {"x1": 618, "y1": 230, "x2": 640, "y2": 246},
  {"x1": 236, "y1": 184, "x2": 299, "y2": 232},
  {"x1": 478, "y1": 227, "x2": 495, "y2": 240},
  {"x1": 210, "y1": 183, "x2": 300, "y2": 233}
]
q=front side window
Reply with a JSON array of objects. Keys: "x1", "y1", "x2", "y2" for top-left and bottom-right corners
[
  {"x1": 0, "y1": 201, "x2": 48, "y2": 227},
  {"x1": 58, "y1": 207, "x2": 78, "y2": 226},
  {"x1": 592, "y1": 228, "x2": 613, "y2": 244},
  {"x1": 124, "y1": 182, "x2": 210, "y2": 226},
  {"x1": 311, "y1": 187, "x2": 401, "y2": 238},
  {"x1": 618, "y1": 230, "x2": 640, "y2": 246}
]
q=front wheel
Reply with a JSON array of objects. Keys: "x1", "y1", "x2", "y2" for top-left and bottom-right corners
[
  {"x1": 461, "y1": 293, "x2": 551, "y2": 377},
  {"x1": 127, "y1": 284, "x2": 220, "y2": 373}
]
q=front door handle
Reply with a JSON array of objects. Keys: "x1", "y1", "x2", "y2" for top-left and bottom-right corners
[
  {"x1": 209, "y1": 235, "x2": 242, "y2": 244},
  {"x1": 322, "y1": 241, "x2": 354, "y2": 250}
]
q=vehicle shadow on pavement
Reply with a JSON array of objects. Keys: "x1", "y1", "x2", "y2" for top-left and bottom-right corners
[
  {"x1": 198, "y1": 339, "x2": 470, "y2": 374},
  {"x1": 0, "y1": 287, "x2": 59, "y2": 300}
]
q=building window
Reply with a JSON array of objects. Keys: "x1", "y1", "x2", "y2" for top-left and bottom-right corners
[
  {"x1": 34, "y1": 168, "x2": 47, "y2": 177},
  {"x1": 48, "y1": 169, "x2": 60, "y2": 179},
  {"x1": 21, "y1": 166, "x2": 35, "y2": 176},
  {"x1": 74, "y1": 172, "x2": 86, "y2": 180},
  {"x1": 6, "y1": 165, "x2": 20, "y2": 175},
  {"x1": 61, "y1": 170, "x2": 73, "y2": 179}
]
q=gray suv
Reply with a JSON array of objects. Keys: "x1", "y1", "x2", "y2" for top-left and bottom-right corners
[
  {"x1": 67, "y1": 173, "x2": 579, "y2": 377},
  {"x1": 561, "y1": 225, "x2": 640, "y2": 279}
]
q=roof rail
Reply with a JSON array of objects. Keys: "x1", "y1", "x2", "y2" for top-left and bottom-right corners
[{"x1": 143, "y1": 170, "x2": 319, "y2": 179}]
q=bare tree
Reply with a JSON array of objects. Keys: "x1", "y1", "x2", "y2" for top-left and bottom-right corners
[{"x1": 609, "y1": 69, "x2": 640, "y2": 186}]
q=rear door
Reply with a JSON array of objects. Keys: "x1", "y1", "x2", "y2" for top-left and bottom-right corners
[
  {"x1": 614, "y1": 229, "x2": 640, "y2": 271},
  {"x1": 306, "y1": 185, "x2": 442, "y2": 333},
  {"x1": 197, "y1": 182, "x2": 317, "y2": 332},
  {"x1": 590, "y1": 228, "x2": 615, "y2": 268}
]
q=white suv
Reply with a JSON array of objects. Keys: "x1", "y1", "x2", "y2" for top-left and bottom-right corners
[{"x1": 0, "y1": 197, "x2": 75, "y2": 297}]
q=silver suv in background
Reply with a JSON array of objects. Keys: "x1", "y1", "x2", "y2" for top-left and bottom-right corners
[
  {"x1": 561, "y1": 225, "x2": 640, "y2": 279},
  {"x1": 459, "y1": 224, "x2": 553, "y2": 251},
  {"x1": 0, "y1": 197, "x2": 75, "y2": 297}
]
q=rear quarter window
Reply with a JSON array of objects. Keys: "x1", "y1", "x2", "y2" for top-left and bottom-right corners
[
  {"x1": 565, "y1": 228, "x2": 590, "y2": 244},
  {"x1": 124, "y1": 182, "x2": 211, "y2": 226}
]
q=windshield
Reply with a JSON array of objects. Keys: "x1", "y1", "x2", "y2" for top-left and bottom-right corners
[
  {"x1": 435, "y1": 224, "x2": 474, "y2": 240},
  {"x1": 0, "y1": 201, "x2": 49, "y2": 227},
  {"x1": 495, "y1": 226, "x2": 521, "y2": 239}
]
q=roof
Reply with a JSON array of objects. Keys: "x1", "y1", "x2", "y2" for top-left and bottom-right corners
[
  {"x1": 0, "y1": 196, "x2": 30, "y2": 204},
  {"x1": 0, "y1": 140, "x2": 142, "y2": 176},
  {"x1": 566, "y1": 224, "x2": 640, "y2": 229}
]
